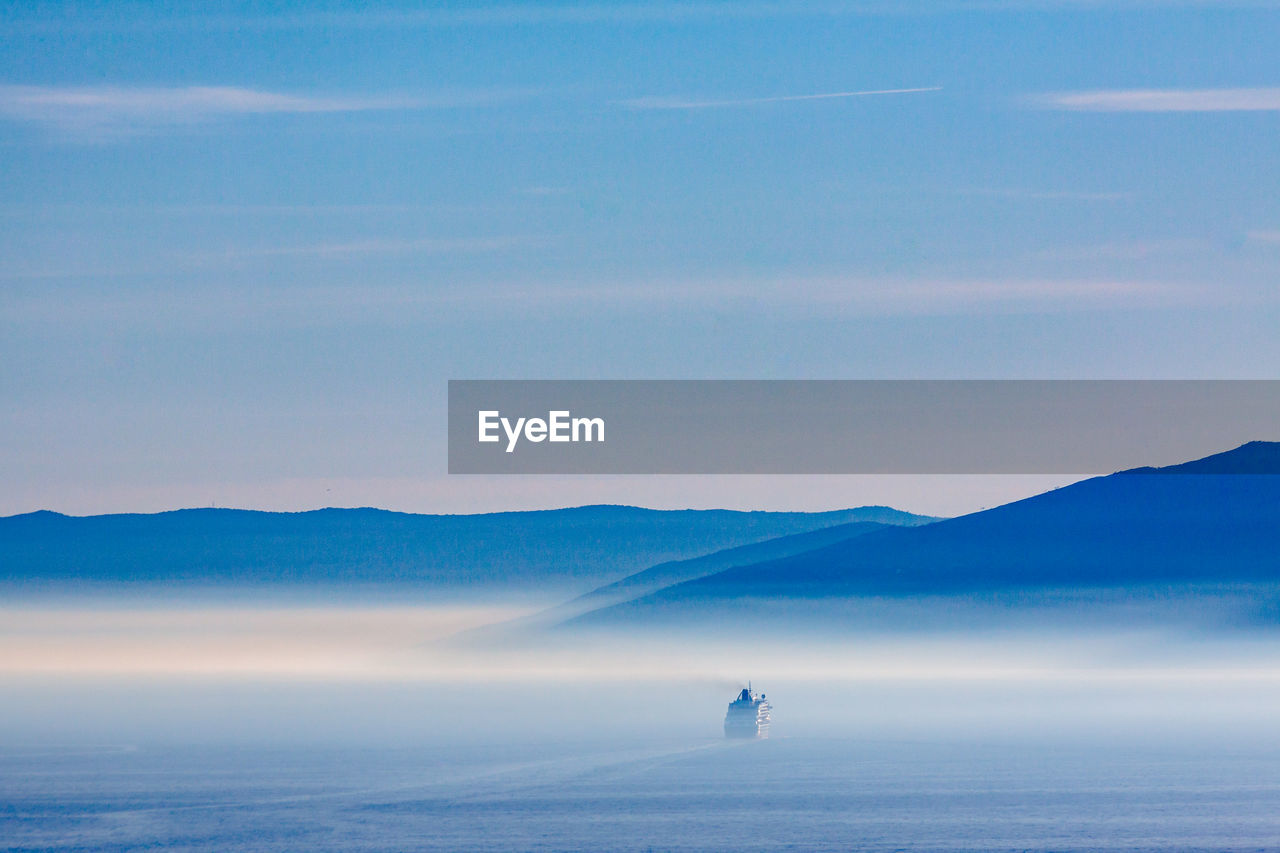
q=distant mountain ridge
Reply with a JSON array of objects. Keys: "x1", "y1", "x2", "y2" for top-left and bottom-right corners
[
  {"x1": 569, "y1": 442, "x2": 1280, "y2": 626},
  {"x1": 0, "y1": 503, "x2": 934, "y2": 597}
]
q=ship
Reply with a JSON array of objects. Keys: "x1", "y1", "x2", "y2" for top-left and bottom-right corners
[{"x1": 723, "y1": 683, "x2": 771, "y2": 739}]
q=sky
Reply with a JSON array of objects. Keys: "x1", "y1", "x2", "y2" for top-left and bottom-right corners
[{"x1": 2, "y1": 0, "x2": 1279, "y2": 516}]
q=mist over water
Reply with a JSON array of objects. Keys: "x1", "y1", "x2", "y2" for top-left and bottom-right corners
[
  {"x1": 8, "y1": 679, "x2": 1280, "y2": 850},
  {"x1": 6, "y1": 597, "x2": 1280, "y2": 850}
]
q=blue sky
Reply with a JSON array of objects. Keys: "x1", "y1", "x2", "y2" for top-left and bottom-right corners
[{"x1": 2, "y1": 1, "x2": 1279, "y2": 515}]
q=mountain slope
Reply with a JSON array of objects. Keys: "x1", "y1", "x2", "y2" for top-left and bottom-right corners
[
  {"x1": 489, "y1": 519, "x2": 910, "y2": 633},
  {"x1": 573, "y1": 520, "x2": 901, "y2": 606},
  {"x1": 572, "y1": 442, "x2": 1280, "y2": 623},
  {"x1": 0, "y1": 504, "x2": 932, "y2": 597}
]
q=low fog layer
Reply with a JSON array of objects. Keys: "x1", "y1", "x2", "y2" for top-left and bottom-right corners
[{"x1": 6, "y1": 601, "x2": 1280, "y2": 749}]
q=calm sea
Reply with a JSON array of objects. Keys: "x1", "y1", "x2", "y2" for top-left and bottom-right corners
[{"x1": 5, "y1": 735, "x2": 1280, "y2": 851}]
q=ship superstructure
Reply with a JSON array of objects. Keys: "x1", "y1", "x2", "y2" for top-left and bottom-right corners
[{"x1": 723, "y1": 683, "x2": 771, "y2": 739}]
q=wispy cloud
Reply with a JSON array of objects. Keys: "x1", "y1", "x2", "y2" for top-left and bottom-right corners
[
  {"x1": 619, "y1": 87, "x2": 941, "y2": 110},
  {"x1": 211, "y1": 235, "x2": 550, "y2": 261},
  {"x1": 11, "y1": 3, "x2": 1280, "y2": 35},
  {"x1": 0, "y1": 3, "x2": 803, "y2": 33},
  {"x1": 3, "y1": 276, "x2": 1212, "y2": 334},
  {"x1": 1031, "y1": 239, "x2": 1210, "y2": 262},
  {"x1": 0, "y1": 234, "x2": 547, "y2": 282},
  {"x1": 0, "y1": 85, "x2": 514, "y2": 137},
  {"x1": 958, "y1": 187, "x2": 1132, "y2": 202},
  {"x1": 1038, "y1": 87, "x2": 1280, "y2": 112}
]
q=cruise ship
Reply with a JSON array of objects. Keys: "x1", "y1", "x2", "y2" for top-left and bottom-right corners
[{"x1": 723, "y1": 684, "x2": 771, "y2": 739}]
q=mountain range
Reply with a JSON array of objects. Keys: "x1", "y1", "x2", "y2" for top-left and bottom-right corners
[
  {"x1": 0, "y1": 504, "x2": 932, "y2": 597},
  {"x1": 6, "y1": 442, "x2": 1276, "y2": 631}
]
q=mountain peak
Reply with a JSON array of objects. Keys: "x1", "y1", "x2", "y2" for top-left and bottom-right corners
[{"x1": 1125, "y1": 441, "x2": 1280, "y2": 475}]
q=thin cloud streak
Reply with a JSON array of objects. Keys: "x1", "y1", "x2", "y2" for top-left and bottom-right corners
[
  {"x1": 958, "y1": 187, "x2": 1132, "y2": 202},
  {"x1": 11, "y1": 3, "x2": 1280, "y2": 34},
  {"x1": 1, "y1": 277, "x2": 1213, "y2": 333},
  {"x1": 0, "y1": 234, "x2": 547, "y2": 281},
  {"x1": 0, "y1": 85, "x2": 519, "y2": 136},
  {"x1": 1039, "y1": 87, "x2": 1280, "y2": 112},
  {"x1": 213, "y1": 235, "x2": 549, "y2": 261},
  {"x1": 620, "y1": 87, "x2": 941, "y2": 110},
  {"x1": 1032, "y1": 239, "x2": 1211, "y2": 262}
]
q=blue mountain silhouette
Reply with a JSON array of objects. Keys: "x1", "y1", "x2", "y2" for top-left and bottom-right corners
[
  {"x1": 0, "y1": 504, "x2": 929, "y2": 595},
  {"x1": 570, "y1": 442, "x2": 1280, "y2": 622}
]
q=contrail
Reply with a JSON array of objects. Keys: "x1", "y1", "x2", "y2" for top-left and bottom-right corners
[{"x1": 621, "y1": 86, "x2": 941, "y2": 110}]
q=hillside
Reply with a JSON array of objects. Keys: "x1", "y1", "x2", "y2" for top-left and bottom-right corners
[
  {"x1": 569, "y1": 442, "x2": 1280, "y2": 625},
  {"x1": 481, "y1": 518, "x2": 922, "y2": 634}
]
